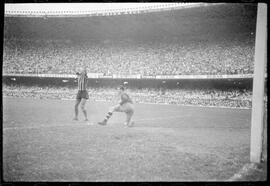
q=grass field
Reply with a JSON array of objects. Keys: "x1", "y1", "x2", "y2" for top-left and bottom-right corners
[{"x1": 3, "y1": 97, "x2": 254, "y2": 181}]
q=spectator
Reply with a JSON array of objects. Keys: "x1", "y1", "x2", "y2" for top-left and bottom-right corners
[
  {"x1": 3, "y1": 84, "x2": 253, "y2": 108},
  {"x1": 3, "y1": 38, "x2": 254, "y2": 76}
]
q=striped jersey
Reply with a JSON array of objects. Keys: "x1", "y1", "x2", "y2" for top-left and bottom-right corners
[
  {"x1": 77, "y1": 72, "x2": 88, "y2": 91},
  {"x1": 120, "y1": 92, "x2": 133, "y2": 105}
]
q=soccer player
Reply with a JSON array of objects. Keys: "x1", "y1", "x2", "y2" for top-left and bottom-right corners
[
  {"x1": 98, "y1": 85, "x2": 134, "y2": 127},
  {"x1": 73, "y1": 67, "x2": 89, "y2": 121}
]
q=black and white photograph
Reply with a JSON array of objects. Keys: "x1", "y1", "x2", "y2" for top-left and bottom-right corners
[{"x1": 2, "y1": 1, "x2": 267, "y2": 182}]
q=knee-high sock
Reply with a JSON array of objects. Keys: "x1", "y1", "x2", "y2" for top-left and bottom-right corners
[{"x1": 104, "y1": 112, "x2": 113, "y2": 121}]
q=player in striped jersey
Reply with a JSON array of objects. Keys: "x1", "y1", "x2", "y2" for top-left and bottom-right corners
[
  {"x1": 98, "y1": 85, "x2": 134, "y2": 127},
  {"x1": 73, "y1": 67, "x2": 89, "y2": 121}
]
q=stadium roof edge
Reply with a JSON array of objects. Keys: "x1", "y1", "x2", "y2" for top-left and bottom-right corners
[{"x1": 4, "y1": 3, "x2": 226, "y2": 17}]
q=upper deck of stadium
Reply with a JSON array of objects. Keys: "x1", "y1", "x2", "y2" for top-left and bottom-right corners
[
  {"x1": 5, "y1": 3, "x2": 216, "y2": 17},
  {"x1": 3, "y1": 3, "x2": 258, "y2": 76},
  {"x1": 4, "y1": 3, "x2": 257, "y2": 41}
]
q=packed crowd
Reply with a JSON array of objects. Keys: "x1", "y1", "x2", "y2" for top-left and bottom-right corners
[
  {"x1": 3, "y1": 38, "x2": 254, "y2": 75},
  {"x1": 3, "y1": 85, "x2": 253, "y2": 108}
]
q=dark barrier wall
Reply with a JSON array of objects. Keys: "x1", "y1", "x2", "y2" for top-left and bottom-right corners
[{"x1": 3, "y1": 76, "x2": 253, "y2": 90}]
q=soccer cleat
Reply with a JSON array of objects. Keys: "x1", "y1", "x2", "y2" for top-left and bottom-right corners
[
  {"x1": 84, "y1": 118, "x2": 89, "y2": 121},
  {"x1": 98, "y1": 120, "x2": 107, "y2": 126},
  {"x1": 73, "y1": 117, "x2": 78, "y2": 121}
]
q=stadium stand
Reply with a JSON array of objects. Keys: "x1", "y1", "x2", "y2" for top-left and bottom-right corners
[
  {"x1": 3, "y1": 3, "x2": 257, "y2": 108},
  {"x1": 3, "y1": 3, "x2": 256, "y2": 76},
  {"x1": 3, "y1": 84, "x2": 252, "y2": 108},
  {"x1": 3, "y1": 38, "x2": 254, "y2": 75}
]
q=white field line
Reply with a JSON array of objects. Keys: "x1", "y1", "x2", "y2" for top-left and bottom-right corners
[
  {"x1": 3, "y1": 123, "x2": 89, "y2": 131},
  {"x1": 3, "y1": 115, "x2": 190, "y2": 131}
]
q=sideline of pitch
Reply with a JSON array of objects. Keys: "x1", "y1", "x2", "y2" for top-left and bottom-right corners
[
  {"x1": 2, "y1": 114, "x2": 190, "y2": 131},
  {"x1": 2, "y1": 122, "x2": 92, "y2": 131}
]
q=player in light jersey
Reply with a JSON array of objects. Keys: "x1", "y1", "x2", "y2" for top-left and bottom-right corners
[
  {"x1": 73, "y1": 67, "x2": 89, "y2": 121},
  {"x1": 98, "y1": 85, "x2": 134, "y2": 127}
]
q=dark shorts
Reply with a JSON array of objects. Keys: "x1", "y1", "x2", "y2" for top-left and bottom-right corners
[{"x1": 76, "y1": 90, "x2": 89, "y2": 100}]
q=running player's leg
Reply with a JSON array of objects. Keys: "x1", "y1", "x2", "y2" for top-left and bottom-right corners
[
  {"x1": 98, "y1": 104, "x2": 122, "y2": 125},
  {"x1": 124, "y1": 103, "x2": 134, "y2": 127},
  {"x1": 80, "y1": 98, "x2": 88, "y2": 121},
  {"x1": 74, "y1": 99, "x2": 81, "y2": 120},
  {"x1": 125, "y1": 110, "x2": 134, "y2": 127}
]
